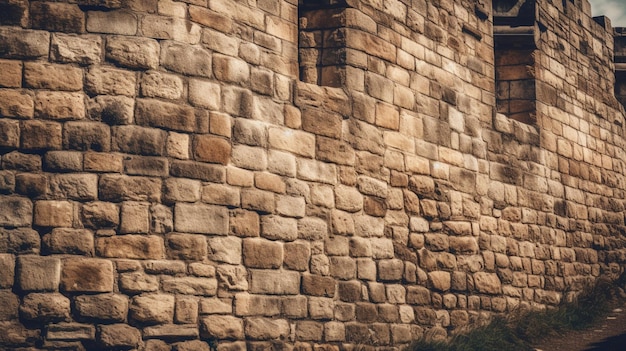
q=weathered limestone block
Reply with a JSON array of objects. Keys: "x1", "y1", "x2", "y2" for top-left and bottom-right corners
[
  {"x1": 233, "y1": 293, "x2": 280, "y2": 317},
  {"x1": 24, "y1": 62, "x2": 83, "y2": 91},
  {"x1": 175, "y1": 296, "x2": 198, "y2": 324},
  {"x1": 162, "y1": 277, "x2": 218, "y2": 296},
  {"x1": 85, "y1": 66, "x2": 137, "y2": 96},
  {"x1": 243, "y1": 238, "x2": 283, "y2": 268},
  {"x1": 0, "y1": 59, "x2": 22, "y2": 87},
  {"x1": 0, "y1": 321, "x2": 40, "y2": 345},
  {"x1": 63, "y1": 121, "x2": 111, "y2": 152},
  {"x1": 0, "y1": 196, "x2": 32, "y2": 227},
  {"x1": 207, "y1": 236, "x2": 241, "y2": 264},
  {"x1": 46, "y1": 322, "x2": 95, "y2": 341},
  {"x1": 130, "y1": 294, "x2": 175, "y2": 324},
  {"x1": 0, "y1": 28, "x2": 50, "y2": 59},
  {"x1": 119, "y1": 201, "x2": 150, "y2": 234},
  {"x1": 245, "y1": 317, "x2": 290, "y2": 340},
  {"x1": 61, "y1": 258, "x2": 114, "y2": 292},
  {"x1": 86, "y1": 10, "x2": 138, "y2": 35},
  {"x1": 96, "y1": 235, "x2": 164, "y2": 259},
  {"x1": 216, "y1": 264, "x2": 248, "y2": 291},
  {"x1": 88, "y1": 95, "x2": 134, "y2": 126},
  {"x1": 51, "y1": 33, "x2": 102, "y2": 65},
  {"x1": 428, "y1": 271, "x2": 451, "y2": 292},
  {"x1": 113, "y1": 125, "x2": 166, "y2": 156},
  {"x1": 75, "y1": 293, "x2": 128, "y2": 322},
  {"x1": 49, "y1": 173, "x2": 98, "y2": 201},
  {"x1": 174, "y1": 340, "x2": 212, "y2": 351},
  {"x1": 0, "y1": 290, "x2": 19, "y2": 321},
  {"x1": 106, "y1": 35, "x2": 159, "y2": 69},
  {"x1": 0, "y1": 254, "x2": 15, "y2": 289},
  {"x1": 0, "y1": 89, "x2": 34, "y2": 118},
  {"x1": 249, "y1": 269, "x2": 300, "y2": 294},
  {"x1": 34, "y1": 200, "x2": 74, "y2": 227},
  {"x1": 141, "y1": 70, "x2": 183, "y2": 100},
  {"x1": 261, "y1": 215, "x2": 297, "y2": 241},
  {"x1": 98, "y1": 324, "x2": 141, "y2": 348},
  {"x1": 20, "y1": 293, "x2": 70, "y2": 322},
  {"x1": 34, "y1": 91, "x2": 85, "y2": 120},
  {"x1": 194, "y1": 135, "x2": 231, "y2": 165},
  {"x1": 17, "y1": 255, "x2": 60, "y2": 292},
  {"x1": 44, "y1": 151, "x2": 82, "y2": 172},
  {"x1": 283, "y1": 241, "x2": 310, "y2": 271},
  {"x1": 302, "y1": 274, "x2": 336, "y2": 297},
  {"x1": 213, "y1": 54, "x2": 250, "y2": 84},
  {"x1": 99, "y1": 175, "x2": 161, "y2": 202},
  {"x1": 143, "y1": 324, "x2": 199, "y2": 339},
  {"x1": 119, "y1": 272, "x2": 159, "y2": 294},
  {"x1": 174, "y1": 203, "x2": 228, "y2": 234},
  {"x1": 161, "y1": 41, "x2": 212, "y2": 77},
  {"x1": 0, "y1": 228, "x2": 40, "y2": 254},
  {"x1": 171, "y1": 160, "x2": 225, "y2": 182},
  {"x1": 43, "y1": 228, "x2": 94, "y2": 255},
  {"x1": 201, "y1": 315, "x2": 244, "y2": 339},
  {"x1": 472, "y1": 272, "x2": 502, "y2": 294},
  {"x1": 298, "y1": 217, "x2": 328, "y2": 241},
  {"x1": 166, "y1": 233, "x2": 207, "y2": 261},
  {"x1": 21, "y1": 120, "x2": 62, "y2": 150},
  {"x1": 30, "y1": 2, "x2": 84, "y2": 33},
  {"x1": 136, "y1": 98, "x2": 203, "y2": 133},
  {"x1": 0, "y1": 119, "x2": 19, "y2": 148},
  {"x1": 189, "y1": 78, "x2": 221, "y2": 109},
  {"x1": 81, "y1": 201, "x2": 119, "y2": 228}
]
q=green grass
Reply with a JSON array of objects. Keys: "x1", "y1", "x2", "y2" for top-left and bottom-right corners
[{"x1": 406, "y1": 276, "x2": 624, "y2": 351}]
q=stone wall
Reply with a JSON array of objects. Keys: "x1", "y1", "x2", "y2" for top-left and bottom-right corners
[{"x1": 0, "y1": 0, "x2": 625, "y2": 350}]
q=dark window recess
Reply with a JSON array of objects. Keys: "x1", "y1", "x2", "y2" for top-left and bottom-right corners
[
  {"x1": 298, "y1": 0, "x2": 348, "y2": 86},
  {"x1": 493, "y1": 0, "x2": 537, "y2": 124}
]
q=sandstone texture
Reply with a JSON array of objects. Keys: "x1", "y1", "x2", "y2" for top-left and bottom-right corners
[{"x1": 0, "y1": 0, "x2": 625, "y2": 350}]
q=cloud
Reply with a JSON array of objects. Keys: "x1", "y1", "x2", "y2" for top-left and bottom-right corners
[{"x1": 591, "y1": 0, "x2": 626, "y2": 27}]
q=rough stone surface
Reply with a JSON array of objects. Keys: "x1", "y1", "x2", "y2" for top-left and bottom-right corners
[{"x1": 0, "y1": 0, "x2": 625, "y2": 349}]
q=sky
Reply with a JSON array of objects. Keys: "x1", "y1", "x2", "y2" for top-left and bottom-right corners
[{"x1": 591, "y1": 0, "x2": 626, "y2": 27}]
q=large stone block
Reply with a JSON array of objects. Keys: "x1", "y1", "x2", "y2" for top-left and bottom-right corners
[
  {"x1": 0, "y1": 28, "x2": 49, "y2": 59},
  {"x1": 20, "y1": 293, "x2": 70, "y2": 322},
  {"x1": 0, "y1": 196, "x2": 32, "y2": 227},
  {"x1": 64, "y1": 121, "x2": 111, "y2": 152},
  {"x1": 106, "y1": 35, "x2": 159, "y2": 69},
  {"x1": 141, "y1": 15, "x2": 201, "y2": 44},
  {"x1": 43, "y1": 228, "x2": 94, "y2": 255},
  {"x1": 21, "y1": 120, "x2": 62, "y2": 150},
  {"x1": 34, "y1": 91, "x2": 85, "y2": 120},
  {"x1": 99, "y1": 175, "x2": 161, "y2": 202},
  {"x1": 98, "y1": 324, "x2": 141, "y2": 348},
  {"x1": 30, "y1": 2, "x2": 84, "y2": 32},
  {"x1": 61, "y1": 258, "x2": 114, "y2": 292},
  {"x1": 135, "y1": 98, "x2": 202, "y2": 133},
  {"x1": 174, "y1": 203, "x2": 228, "y2": 235},
  {"x1": 472, "y1": 272, "x2": 502, "y2": 294},
  {"x1": 17, "y1": 255, "x2": 60, "y2": 292},
  {"x1": 85, "y1": 66, "x2": 137, "y2": 96},
  {"x1": 243, "y1": 238, "x2": 283, "y2": 268},
  {"x1": 34, "y1": 200, "x2": 73, "y2": 227},
  {"x1": 0, "y1": 89, "x2": 34, "y2": 118},
  {"x1": 244, "y1": 317, "x2": 290, "y2": 340},
  {"x1": 75, "y1": 293, "x2": 128, "y2": 322},
  {"x1": 24, "y1": 62, "x2": 83, "y2": 91},
  {"x1": 129, "y1": 294, "x2": 175, "y2": 324},
  {"x1": 0, "y1": 228, "x2": 40, "y2": 254},
  {"x1": 46, "y1": 322, "x2": 95, "y2": 341},
  {"x1": 51, "y1": 33, "x2": 102, "y2": 65},
  {"x1": 193, "y1": 135, "x2": 231, "y2": 165},
  {"x1": 167, "y1": 233, "x2": 207, "y2": 261},
  {"x1": 0, "y1": 59, "x2": 22, "y2": 87},
  {"x1": 119, "y1": 272, "x2": 159, "y2": 294},
  {"x1": 0, "y1": 119, "x2": 19, "y2": 148},
  {"x1": 161, "y1": 41, "x2": 212, "y2": 77},
  {"x1": 96, "y1": 235, "x2": 164, "y2": 259},
  {"x1": 49, "y1": 173, "x2": 98, "y2": 201},
  {"x1": 249, "y1": 269, "x2": 299, "y2": 295},
  {"x1": 201, "y1": 315, "x2": 244, "y2": 339},
  {"x1": 86, "y1": 10, "x2": 138, "y2": 35}
]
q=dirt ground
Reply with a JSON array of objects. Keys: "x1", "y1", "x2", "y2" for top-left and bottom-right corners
[{"x1": 532, "y1": 302, "x2": 626, "y2": 351}]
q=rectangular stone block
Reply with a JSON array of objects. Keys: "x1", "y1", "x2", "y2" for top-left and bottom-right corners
[
  {"x1": 141, "y1": 15, "x2": 201, "y2": 44},
  {"x1": 135, "y1": 98, "x2": 201, "y2": 133},
  {"x1": 143, "y1": 324, "x2": 199, "y2": 339},
  {"x1": 34, "y1": 91, "x2": 85, "y2": 120},
  {"x1": 20, "y1": 292, "x2": 70, "y2": 321},
  {"x1": 0, "y1": 27, "x2": 50, "y2": 59},
  {"x1": 0, "y1": 59, "x2": 22, "y2": 87},
  {"x1": 34, "y1": 200, "x2": 73, "y2": 227},
  {"x1": 61, "y1": 258, "x2": 114, "y2": 292},
  {"x1": 64, "y1": 121, "x2": 111, "y2": 152},
  {"x1": 161, "y1": 40, "x2": 212, "y2": 77},
  {"x1": 17, "y1": 255, "x2": 61, "y2": 292},
  {"x1": 249, "y1": 269, "x2": 300, "y2": 295},
  {"x1": 170, "y1": 160, "x2": 225, "y2": 182},
  {"x1": 0, "y1": 89, "x2": 34, "y2": 118},
  {"x1": 0, "y1": 254, "x2": 15, "y2": 289},
  {"x1": 0, "y1": 196, "x2": 32, "y2": 227},
  {"x1": 99, "y1": 174, "x2": 161, "y2": 202},
  {"x1": 96, "y1": 235, "x2": 165, "y2": 259},
  {"x1": 174, "y1": 203, "x2": 228, "y2": 234},
  {"x1": 51, "y1": 33, "x2": 102, "y2": 65},
  {"x1": 30, "y1": 2, "x2": 85, "y2": 33},
  {"x1": 85, "y1": 66, "x2": 137, "y2": 96},
  {"x1": 43, "y1": 228, "x2": 94, "y2": 255},
  {"x1": 162, "y1": 277, "x2": 217, "y2": 296},
  {"x1": 106, "y1": 35, "x2": 159, "y2": 69},
  {"x1": 0, "y1": 228, "x2": 40, "y2": 254},
  {"x1": 46, "y1": 322, "x2": 95, "y2": 341},
  {"x1": 86, "y1": 10, "x2": 138, "y2": 35},
  {"x1": 21, "y1": 120, "x2": 62, "y2": 150}
]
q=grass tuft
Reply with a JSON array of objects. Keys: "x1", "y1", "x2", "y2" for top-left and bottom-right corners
[{"x1": 406, "y1": 275, "x2": 625, "y2": 351}]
